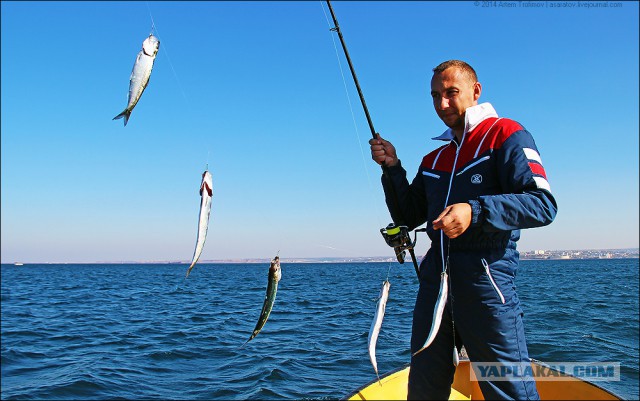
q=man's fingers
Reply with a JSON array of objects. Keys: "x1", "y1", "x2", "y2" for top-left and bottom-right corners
[
  {"x1": 433, "y1": 203, "x2": 472, "y2": 238},
  {"x1": 433, "y1": 206, "x2": 452, "y2": 228}
]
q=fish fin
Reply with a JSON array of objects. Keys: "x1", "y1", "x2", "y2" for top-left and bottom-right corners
[{"x1": 113, "y1": 109, "x2": 131, "y2": 126}]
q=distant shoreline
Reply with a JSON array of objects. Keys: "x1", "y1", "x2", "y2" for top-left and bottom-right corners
[{"x1": 3, "y1": 248, "x2": 638, "y2": 265}]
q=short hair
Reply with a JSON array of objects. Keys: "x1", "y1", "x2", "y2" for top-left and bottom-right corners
[{"x1": 432, "y1": 60, "x2": 478, "y2": 83}]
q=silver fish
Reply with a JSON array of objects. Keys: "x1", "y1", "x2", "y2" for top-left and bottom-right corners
[
  {"x1": 185, "y1": 170, "x2": 213, "y2": 278},
  {"x1": 368, "y1": 280, "x2": 390, "y2": 383},
  {"x1": 113, "y1": 34, "x2": 160, "y2": 126},
  {"x1": 413, "y1": 271, "x2": 448, "y2": 357},
  {"x1": 453, "y1": 345, "x2": 459, "y2": 367},
  {"x1": 244, "y1": 256, "x2": 282, "y2": 345}
]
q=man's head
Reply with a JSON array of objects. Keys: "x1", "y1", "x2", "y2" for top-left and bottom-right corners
[{"x1": 430, "y1": 60, "x2": 482, "y2": 134}]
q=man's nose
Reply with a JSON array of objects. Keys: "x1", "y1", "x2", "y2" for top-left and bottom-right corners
[{"x1": 438, "y1": 97, "x2": 449, "y2": 110}]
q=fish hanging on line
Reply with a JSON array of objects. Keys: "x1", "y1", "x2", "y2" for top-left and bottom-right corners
[
  {"x1": 368, "y1": 280, "x2": 390, "y2": 384},
  {"x1": 113, "y1": 34, "x2": 160, "y2": 126},
  {"x1": 243, "y1": 255, "x2": 282, "y2": 346},
  {"x1": 413, "y1": 271, "x2": 448, "y2": 357},
  {"x1": 185, "y1": 170, "x2": 213, "y2": 278}
]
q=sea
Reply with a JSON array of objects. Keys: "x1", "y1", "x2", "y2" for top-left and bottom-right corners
[{"x1": 2, "y1": 258, "x2": 638, "y2": 400}]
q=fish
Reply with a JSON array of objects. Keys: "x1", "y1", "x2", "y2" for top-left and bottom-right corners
[
  {"x1": 412, "y1": 271, "x2": 448, "y2": 357},
  {"x1": 185, "y1": 170, "x2": 213, "y2": 278},
  {"x1": 368, "y1": 280, "x2": 391, "y2": 383},
  {"x1": 453, "y1": 345, "x2": 459, "y2": 367},
  {"x1": 243, "y1": 255, "x2": 282, "y2": 345},
  {"x1": 113, "y1": 34, "x2": 160, "y2": 126}
]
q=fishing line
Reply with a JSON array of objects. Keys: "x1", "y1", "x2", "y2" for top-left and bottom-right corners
[
  {"x1": 320, "y1": 1, "x2": 386, "y2": 234},
  {"x1": 145, "y1": 1, "x2": 190, "y2": 108},
  {"x1": 322, "y1": 0, "x2": 424, "y2": 282},
  {"x1": 146, "y1": 5, "x2": 214, "y2": 173},
  {"x1": 321, "y1": 1, "x2": 423, "y2": 283},
  {"x1": 144, "y1": 4, "x2": 211, "y2": 163},
  {"x1": 143, "y1": 3, "x2": 210, "y2": 161},
  {"x1": 385, "y1": 262, "x2": 393, "y2": 282}
]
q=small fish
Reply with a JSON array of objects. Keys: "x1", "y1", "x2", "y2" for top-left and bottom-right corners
[
  {"x1": 453, "y1": 345, "x2": 459, "y2": 367},
  {"x1": 185, "y1": 170, "x2": 213, "y2": 278},
  {"x1": 413, "y1": 271, "x2": 448, "y2": 357},
  {"x1": 113, "y1": 34, "x2": 160, "y2": 126},
  {"x1": 368, "y1": 280, "x2": 391, "y2": 383},
  {"x1": 244, "y1": 256, "x2": 282, "y2": 345}
]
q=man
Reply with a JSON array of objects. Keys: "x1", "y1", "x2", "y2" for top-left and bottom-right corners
[{"x1": 369, "y1": 60, "x2": 557, "y2": 400}]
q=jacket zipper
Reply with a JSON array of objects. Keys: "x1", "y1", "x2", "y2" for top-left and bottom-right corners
[
  {"x1": 481, "y1": 258, "x2": 505, "y2": 304},
  {"x1": 439, "y1": 139, "x2": 462, "y2": 274}
]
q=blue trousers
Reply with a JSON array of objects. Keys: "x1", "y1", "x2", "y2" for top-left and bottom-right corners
[{"x1": 407, "y1": 247, "x2": 540, "y2": 400}]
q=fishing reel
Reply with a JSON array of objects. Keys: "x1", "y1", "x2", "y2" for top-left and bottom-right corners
[
  {"x1": 380, "y1": 224, "x2": 413, "y2": 264},
  {"x1": 380, "y1": 223, "x2": 426, "y2": 278}
]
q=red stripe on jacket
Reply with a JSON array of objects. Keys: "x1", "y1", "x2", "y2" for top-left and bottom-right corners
[
  {"x1": 421, "y1": 118, "x2": 524, "y2": 172},
  {"x1": 528, "y1": 162, "x2": 547, "y2": 179}
]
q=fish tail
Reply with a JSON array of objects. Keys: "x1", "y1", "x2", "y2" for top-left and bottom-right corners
[
  {"x1": 184, "y1": 262, "x2": 196, "y2": 279},
  {"x1": 113, "y1": 109, "x2": 131, "y2": 126},
  {"x1": 412, "y1": 273, "x2": 448, "y2": 357},
  {"x1": 241, "y1": 333, "x2": 256, "y2": 348}
]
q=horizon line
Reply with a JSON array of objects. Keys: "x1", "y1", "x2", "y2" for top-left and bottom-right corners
[{"x1": 2, "y1": 247, "x2": 638, "y2": 265}]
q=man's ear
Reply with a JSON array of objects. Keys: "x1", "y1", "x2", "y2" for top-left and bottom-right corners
[{"x1": 473, "y1": 81, "x2": 482, "y2": 101}]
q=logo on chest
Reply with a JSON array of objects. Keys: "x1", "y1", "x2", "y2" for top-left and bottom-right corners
[{"x1": 471, "y1": 174, "x2": 483, "y2": 184}]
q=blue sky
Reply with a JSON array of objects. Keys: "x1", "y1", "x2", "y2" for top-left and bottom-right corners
[{"x1": 2, "y1": 1, "x2": 638, "y2": 263}]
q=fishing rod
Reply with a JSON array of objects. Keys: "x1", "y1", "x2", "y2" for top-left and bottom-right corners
[
  {"x1": 326, "y1": 0, "x2": 377, "y2": 140},
  {"x1": 326, "y1": 0, "x2": 421, "y2": 277}
]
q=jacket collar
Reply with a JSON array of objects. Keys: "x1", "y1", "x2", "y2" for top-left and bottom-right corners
[{"x1": 432, "y1": 102, "x2": 499, "y2": 141}]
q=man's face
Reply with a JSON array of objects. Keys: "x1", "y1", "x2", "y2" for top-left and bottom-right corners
[{"x1": 430, "y1": 67, "x2": 481, "y2": 132}]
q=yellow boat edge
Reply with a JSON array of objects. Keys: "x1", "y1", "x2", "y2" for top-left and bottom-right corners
[{"x1": 343, "y1": 359, "x2": 623, "y2": 400}]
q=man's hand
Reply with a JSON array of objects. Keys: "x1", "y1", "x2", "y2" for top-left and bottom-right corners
[
  {"x1": 369, "y1": 133, "x2": 399, "y2": 167},
  {"x1": 432, "y1": 203, "x2": 472, "y2": 239}
]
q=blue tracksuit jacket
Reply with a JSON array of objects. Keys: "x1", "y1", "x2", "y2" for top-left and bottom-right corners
[{"x1": 381, "y1": 103, "x2": 557, "y2": 400}]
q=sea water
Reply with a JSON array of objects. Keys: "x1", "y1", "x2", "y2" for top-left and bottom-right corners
[{"x1": 2, "y1": 259, "x2": 638, "y2": 400}]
